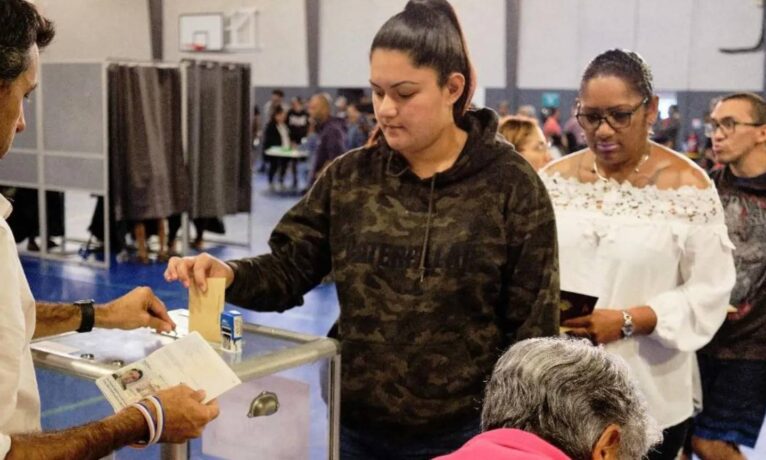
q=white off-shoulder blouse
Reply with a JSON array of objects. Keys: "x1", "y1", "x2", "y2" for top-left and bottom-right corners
[{"x1": 541, "y1": 173, "x2": 736, "y2": 429}]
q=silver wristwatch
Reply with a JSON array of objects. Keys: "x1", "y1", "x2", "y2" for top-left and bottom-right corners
[{"x1": 621, "y1": 310, "x2": 634, "y2": 338}]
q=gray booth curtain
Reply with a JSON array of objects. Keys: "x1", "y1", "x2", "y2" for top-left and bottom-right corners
[
  {"x1": 186, "y1": 60, "x2": 252, "y2": 218},
  {"x1": 108, "y1": 64, "x2": 190, "y2": 221}
]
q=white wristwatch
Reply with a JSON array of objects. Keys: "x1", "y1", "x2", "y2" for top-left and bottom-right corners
[{"x1": 621, "y1": 310, "x2": 634, "y2": 338}]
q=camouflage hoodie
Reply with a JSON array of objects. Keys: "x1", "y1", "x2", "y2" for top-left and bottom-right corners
[{"x1": 225, "y1": 108, "x2": 560, "y2": 435}]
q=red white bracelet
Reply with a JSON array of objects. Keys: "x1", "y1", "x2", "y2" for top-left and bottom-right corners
[
  {"x1": 129, "y1": 402, "x2": 155, "y2": 448},
  {"x1": 146, "y1": 396, "x2": 165, "y2": 444}
]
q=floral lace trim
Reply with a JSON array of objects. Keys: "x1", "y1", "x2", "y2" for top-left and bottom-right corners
[{"x1": 541, "y1": 172, "x2": 725, "y2": 224}]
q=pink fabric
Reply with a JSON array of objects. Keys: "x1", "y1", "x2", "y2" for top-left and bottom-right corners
[
  {"x1": 434, "y1": 428, "x2": 572, "y2": 460},
  {"x1": 543, "y1": 117, "x2": 562, "y2": 137}
]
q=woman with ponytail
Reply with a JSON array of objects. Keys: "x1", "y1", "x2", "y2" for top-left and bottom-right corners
[{"x1": 166, "y1": 1, "x2": 559, "y2": 457}]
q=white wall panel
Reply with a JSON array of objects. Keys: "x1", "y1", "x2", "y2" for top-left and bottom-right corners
[
  {"x1": 576, "y1": 0, "x2": 636, "y2": 76},
  {"x1": 635, "y1": 0, "x2": 693, "y2": 90},
  {"x1": 164, "y1": 0, "x2": 309, "y2": 87},
  {"x1": 36, "y1": 0, "x2": 152, "y2": 61},
  {"x1": 319, "y1": 0, "x2": 505, "y2": 88},
  {"x1": 319, "y1": 0, "x2": 405, "y2": 87},
  {"x1": 518, "y1": 0, "x2": 763, "y2": 92},
  {"x1": 451, "y1": 0, "x2": 506, "y2": 88},
  {"x1": 688, "y1": 0, "x2": 763, "y2": 91},
  {"x1": 517, "y1": 0, "x2": 580, "y2": 89}
]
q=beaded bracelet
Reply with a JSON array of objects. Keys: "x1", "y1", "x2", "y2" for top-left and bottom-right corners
[{"x1": 129, "y1": 402, "x2": 155, "y2": 448}]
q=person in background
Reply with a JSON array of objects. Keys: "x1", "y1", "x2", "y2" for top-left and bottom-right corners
[
  {"x1": 498, "y1": 116, "x2": 552, "y2": 171},
  {"x1": 345, "y1": 103, "x2": 370, "y2": 150},
  {"x1": 285, "y1": 97, "x2": 309, "y2": 190},
  {"x1": 262, "y1": 105, "x2": 292, "y2": 191},
  {"x1": 262, "y1": 89, "x2": 286, "y2": 121},
  {"x1": 563, "y1": 105, "x2": 587, "y2": 153},
  {"x1": 334, "y1": 95, "x2": 348, "y2": 119},
  {"x1": 542, "y1": 107, "x2": 565, "y2": 161},
  {"x1": 657, "y1": 104, "x2": 681, "y2": 151},
  {"x1": 165, "y1": 0, "x2": 559, "y2": 457},
  {"x1": 306, "y1": 93, "x2": 346, "y2": 185},
  {"x1": 496, "y1": 100, "x2": 510, "y2": 117},
  {"x1": 698, "y1": 136, "x2": 719, "y2": 172},
  {"x1": 437, "y1": 337, "x2": 662, "y2": 460},
  {"x1": 516, "y1": 104, "x2": 537, "y2": 120},
  {"x1": 0, "y1": 2, "x2": 219, "y2": 457},
  {"x1": 692, "y1": 93, "x2": 766, "y2": 460},
  {"x1": 1, "y1": 188, "x2": 64, "y2": 252},
  {"x1": 541, "y1": 49, "x2": 735, "y2": 460},
  {"x1": 287, "y1": 96, "x2": 309, "y2": 145},
  {"x1": 259, "y1": 89, "x2": 286, "y2": 173},
  {"x1": 251, "y1": 104, "x2": 261, "y2": 150},
  {"x1": 542, "y1": 107, "x2": 562, "y2": 139}
]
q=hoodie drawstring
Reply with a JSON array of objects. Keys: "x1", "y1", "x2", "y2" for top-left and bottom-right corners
[{"x1": 418, "y1": 175, "x2": 437, "y2": 283}]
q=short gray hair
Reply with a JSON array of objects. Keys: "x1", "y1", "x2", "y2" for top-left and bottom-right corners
[{"x1": 482, "y1": 337, "x2": 661, "y2": 460}]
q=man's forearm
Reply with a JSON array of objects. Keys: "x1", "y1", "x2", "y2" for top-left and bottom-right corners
[
  {"x1": 7, "y1": 407, "x2": 148, "y2": 460},
  {"x1": 34, "y1": 302, "x2": 113, "y2": 338},
  {"x1": 33, "y1": 302, "x2": 80, "y2": 338}
]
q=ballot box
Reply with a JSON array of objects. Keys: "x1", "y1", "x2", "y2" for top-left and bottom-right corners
[{"x1": 31, "y1": 313, "x2": 340, "y2": 460}]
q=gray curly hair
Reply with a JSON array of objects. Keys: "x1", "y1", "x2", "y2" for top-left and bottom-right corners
[{"x1": 482, "y1": 337, "x2": 662, "y2": 460}]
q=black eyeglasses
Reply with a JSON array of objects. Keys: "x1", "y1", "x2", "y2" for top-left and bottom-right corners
[
  {"x1": 576, "y1": 98, "x2": 648, "y2": 131},
  {"x1": 704, "y1": 117, "x2": 765, "y2": 137}
]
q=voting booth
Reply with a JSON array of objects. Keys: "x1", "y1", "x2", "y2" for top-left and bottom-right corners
[{"x1": 31, "y1": 313, "x2": 341, "y2": 459}]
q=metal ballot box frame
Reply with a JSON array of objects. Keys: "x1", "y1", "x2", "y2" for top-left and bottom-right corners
[{"x1": 31, "y1": 320, "x2": 341, "y2": 459}]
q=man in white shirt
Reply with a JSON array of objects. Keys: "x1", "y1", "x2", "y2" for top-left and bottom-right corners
[{"x1": 0, "y1": 1, "x2": 219, "y2": 458}]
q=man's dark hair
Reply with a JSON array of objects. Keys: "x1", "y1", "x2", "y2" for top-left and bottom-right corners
[
  {"x1": 272, "y1": 89, "x2": 284, "y2": 98},
  {"x1": 0, "y1": 0, "x2": 55, "y2": 85},
  {"x1": 371, "y1": 0, "x2": 476, "y2": 124},
  {"x1": 270, "y1": 104, "x2": 285, "y2": 122},
  {"x1": 580, "y1": 49, "x2": 654, "y2": 101},
  {"x1": 717, "y1": 92, "x2": 766, "y2": 125}
]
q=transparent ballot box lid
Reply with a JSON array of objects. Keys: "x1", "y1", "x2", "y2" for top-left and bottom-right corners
[{"x1": 31, "y1": 309, "x2": 341, "y2": 459}]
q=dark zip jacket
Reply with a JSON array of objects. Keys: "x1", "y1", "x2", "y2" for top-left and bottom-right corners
[{"x1": 225, "y1": 108, "x2": 560, "y2": 435}]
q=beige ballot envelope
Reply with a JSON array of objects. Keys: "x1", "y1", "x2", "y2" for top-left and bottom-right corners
[{"x1": 188, "y1": 278, "x2": 226, "y2": 343}]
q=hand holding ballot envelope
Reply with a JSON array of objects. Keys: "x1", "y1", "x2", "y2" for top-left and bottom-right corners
[{"x1": 164, "y1": 252, "x2": 235, "y2": 293}]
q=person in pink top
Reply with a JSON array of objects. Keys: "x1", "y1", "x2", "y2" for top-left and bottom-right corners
[
  {"x1": 436, "y1": 338, "x2": 661, "y2": 460},
  {"x1": 435, "y1": 428, "x2": 570, "y2": 460},
  {"x1": 543, "y1": 107, "x2": 563, "y2": 138}
]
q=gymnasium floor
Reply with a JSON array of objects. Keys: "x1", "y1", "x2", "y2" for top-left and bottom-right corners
[{"x1": 21, "y1": 172, "x2": 766, "y2": 459}]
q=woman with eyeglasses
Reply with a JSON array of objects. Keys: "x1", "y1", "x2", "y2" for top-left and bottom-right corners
[
  {"x1": 540, "y1": 49, "x2": 736, "y2": 460},
  {"x1": 498, "y1": 115, "x2": 552, "y2": 171}
]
